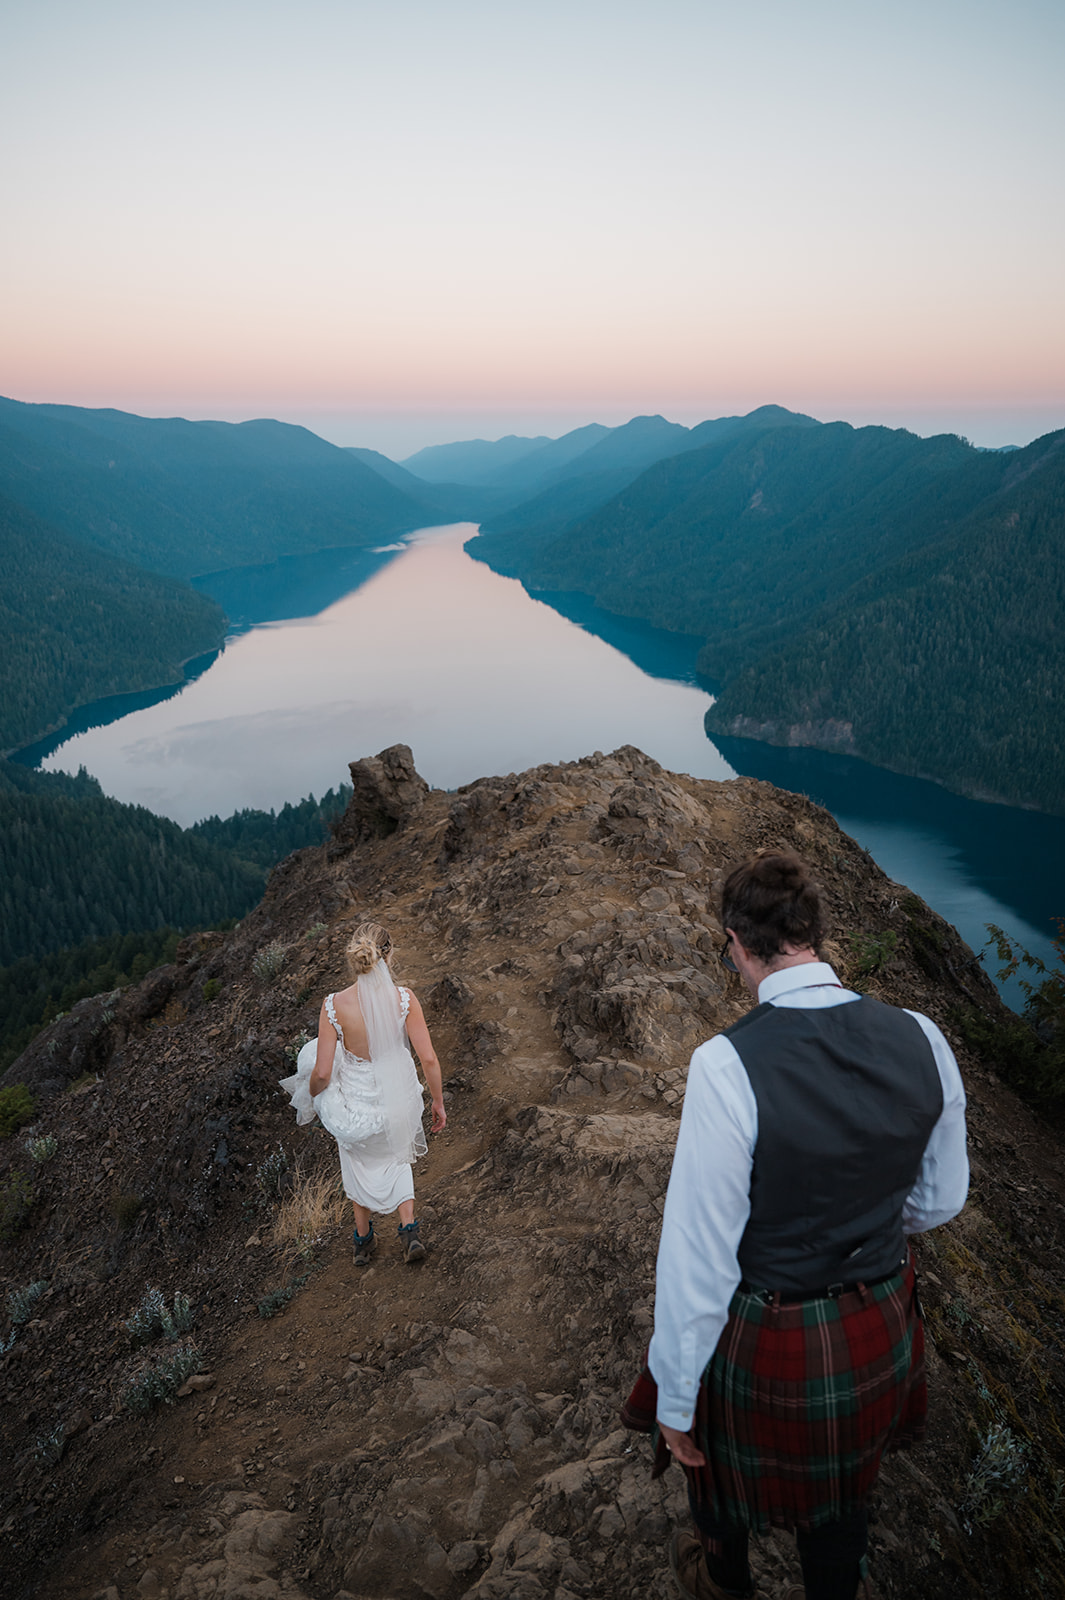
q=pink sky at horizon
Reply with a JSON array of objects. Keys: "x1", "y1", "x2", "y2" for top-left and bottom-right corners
[{"x1": 2, "y1": 0, "x2": 1062, "y2": 458}]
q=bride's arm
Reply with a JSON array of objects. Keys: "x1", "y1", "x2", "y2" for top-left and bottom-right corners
[
  {"x1": 309, "y1": 1003, "x2": 336, "y2": 1096},
  {"x1": 405, "y1": 992, "x2": 446, "y2": 1132}
]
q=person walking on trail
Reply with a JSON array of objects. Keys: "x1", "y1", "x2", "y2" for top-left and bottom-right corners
[
  {"x1": 627, "y1": 851, "x2": 968, "y2": 1600},
  {"x1": 280, "y1": 920, "x2": 446, "y2": 1265}
]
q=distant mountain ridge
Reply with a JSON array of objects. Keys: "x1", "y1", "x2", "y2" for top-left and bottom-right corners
[
  {"x1": 343, "y1": 446, "x2": 509, "y2": 522},
  {"x1": 466, "y1": 412, "x2": 1065, "y2": 813},
  {"x1": 0, "y1": 396, "x2": 433, "y2": 580},
  {"x1": 400, "y1": 430, "x2": 560, "y2": 484},
  {"x1": 471, "y1": 405, "x2": 821, "y2": 566}
]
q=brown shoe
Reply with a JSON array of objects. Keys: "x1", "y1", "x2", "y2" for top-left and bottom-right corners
[
  {"x1": 352, "y1": 1222, "x2": 377, "y2": 1267},
  {"x1": 668, "y1": 1531, "x2": 756, "y2": 1599},
  {"x1": 398, "y1": 1219, "x2": 426, "y2": 1263}
]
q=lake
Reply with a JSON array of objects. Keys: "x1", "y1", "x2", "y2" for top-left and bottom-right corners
[{"x1": 29, "y1": 523, "x2": 1064, "y2": 1007}]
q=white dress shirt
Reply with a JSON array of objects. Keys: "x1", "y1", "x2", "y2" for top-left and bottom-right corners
[{"x1": 647, "y1": 962, "x2": 969, "y2": 1431}]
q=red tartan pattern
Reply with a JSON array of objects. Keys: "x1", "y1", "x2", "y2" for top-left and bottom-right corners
[{"x1": 690, "y1": 1263, "x2": 926, "y2": 1533}]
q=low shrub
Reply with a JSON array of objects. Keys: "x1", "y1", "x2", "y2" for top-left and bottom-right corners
[
  {"x1": 252, "y1": 941, "x2": 286, "y2": 983},
  {"x1": 7, "y1": 1279, "x2": 47, "y2": 1324},
  {"x1": 958, "y1": 1421, "x2": 1030, "y2": 1532},
  {"x1": 257, "y1": 1275, "x2": 309, "y2": 1318},
  {"x1": 125, "y1": 1285, "x2": 194, "y2": 1346},
  {"x1": 284, "y1": 1030, "x2": 311, "y2": 1064},
  {"x1": 0, "y1": 1084, "x2": 35, "y2": 1138},
  {"x1": 255, "y1": 1144, "x2": 290, "y2": 1203},
  {"x1": 25, "y1": 1134, "x2": 57, "y2": 1164},
  {"x1": 121, "y1": 1342, "x2": 202, "y2": 1414},
  {"x1": 35, "y1": 1422, "x2": 66, "y2": 1467},
  {"x1": 202, "y1": 977, "x2": 222, "y2": 1002},
  {"x1": 957, "y1": 923, "x2": 1065, "y2": 1116},
  {"x1": 846, "y1": 929, "x2": 899, "y2": 978}
]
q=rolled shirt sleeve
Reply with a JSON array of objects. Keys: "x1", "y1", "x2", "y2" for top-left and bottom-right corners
[
  {"x1": 647, "y1": 1036, "x2": 757, "y2": 1432},
  {"x1": 901, "y1": 1011, "x2": 969, "y2": 1233}
]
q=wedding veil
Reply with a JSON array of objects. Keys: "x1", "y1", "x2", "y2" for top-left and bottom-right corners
[{"x1": 358, "y1": 958, "x2": 427, "y2": 1165}]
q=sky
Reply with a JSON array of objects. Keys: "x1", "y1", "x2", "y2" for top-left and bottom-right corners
[{"x1": 2, "y1": 0, "x2": 1063, "y2": 458}]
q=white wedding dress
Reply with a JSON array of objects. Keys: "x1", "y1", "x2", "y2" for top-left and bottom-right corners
[{"x1": 279, "y1": 969, "x2": 426, "y2": 1214}]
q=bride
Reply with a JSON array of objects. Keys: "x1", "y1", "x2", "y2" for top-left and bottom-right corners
[{"x1": 279, "y1": 920, "x2": 446, "y2": 1264}]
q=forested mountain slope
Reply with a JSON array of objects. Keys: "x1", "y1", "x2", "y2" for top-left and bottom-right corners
[
  {"x1": 471, "y1": 406, "x2": 820, "y2": 568},
  {"x1": 471, "y1": 419, "x2": 1065, "y2": 812},
  {"x1": 483, "y1": 421, "x2": 979, "y2": 648},
  {"x1": 0, "y1": 397, "x2": 429, "y2": 579},
  {"x1": 0, "y1": 765, "x2": 262, "y2": 966},
  {"x1": 0, "y1": 760, "x2": 351, "y2": 967},
  {"x1": 0, "y1": 494, "x2": 226, "y2": 754},
  {"x1": 706, "y1": 432, "x2": 1065, "y2": 811}
]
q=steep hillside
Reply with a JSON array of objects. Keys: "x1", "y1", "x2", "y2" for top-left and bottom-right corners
[
  {"x1": 0, "y1": 495, "x2": 226, "y2": 755},
  {"x1": 493, "y1": 422, "x2": 979, "y2": 648},
  {"x1": 0, "y1": 397, "x2": 430, "y2": 579},
  {"x1": 2, "y1": 746, "x2": 1063, "y2": 1600},
  {"x1": 0, "y1": 761, "x2": 350, "y2": 968},
  {"x1": 705, "y1": 433, "x2": 1065, "y2": 811}
]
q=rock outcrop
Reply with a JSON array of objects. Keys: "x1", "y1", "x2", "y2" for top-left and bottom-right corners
[
  {"x1": 2, "y1": 746, "x2": 1064, "y2": 1600},
  {"x1": 330, "y1": 743, "x2": 430, "y2": 855}
]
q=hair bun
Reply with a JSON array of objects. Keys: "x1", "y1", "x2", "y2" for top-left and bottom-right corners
[
  {"x1": 345, "y1": 920, "x2": 393, "y2": 978},
  {"x1": 346, "y1": 933, "x2": 379, "y2": 975}
]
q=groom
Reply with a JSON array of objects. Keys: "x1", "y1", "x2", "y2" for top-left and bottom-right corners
[{"x1": 644, "y1": 850, "x2": 968, "y2": 1600}]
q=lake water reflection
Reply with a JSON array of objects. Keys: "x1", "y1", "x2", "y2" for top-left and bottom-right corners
[
  {"x1": 41, "y1": 525, "x2": 732, "y2": 821},
  {"x1": 37, "y1": 522, "x2": 1063, "y2": 1006}
]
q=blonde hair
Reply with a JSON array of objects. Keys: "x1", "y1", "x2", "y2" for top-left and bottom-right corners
[{"x1": 345, "y1": 920, "x2": 394, "y2": 977}]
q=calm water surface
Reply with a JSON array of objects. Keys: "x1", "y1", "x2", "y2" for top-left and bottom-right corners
[{"x1": 35, "y1": 524, "x2": 1063, "y2": 1005}]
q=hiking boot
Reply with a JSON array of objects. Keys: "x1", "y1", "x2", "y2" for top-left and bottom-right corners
[
  {"x1": 668, "y1": 1531, "x2": 756, "y2": 1600},
  {"x1": 352, "y1": 1222, "x2": 377, "y2": 1267},
  {"x1": 399, "y1": 1219, "x2": 426, "y2": 1263}
]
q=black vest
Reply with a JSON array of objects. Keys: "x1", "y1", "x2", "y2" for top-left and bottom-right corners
[{"x1": 725, "y1": 996, "x2": 943, "y2": 1292}]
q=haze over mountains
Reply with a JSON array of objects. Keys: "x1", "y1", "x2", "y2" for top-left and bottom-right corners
[{"x1": 2, "y1": 393, "x2": 1063, "y2": 818}]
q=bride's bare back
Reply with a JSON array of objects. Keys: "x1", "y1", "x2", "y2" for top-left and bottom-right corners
[{"x1": 329, "y1": 982, "x2": 373, "y2": 1059}]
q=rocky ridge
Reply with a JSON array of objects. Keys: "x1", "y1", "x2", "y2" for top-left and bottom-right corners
[{"x1": 2, "y1": 745, "x2": 1065, "y2": 1600}]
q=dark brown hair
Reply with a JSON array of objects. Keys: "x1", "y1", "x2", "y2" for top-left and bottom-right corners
[{"x1": 719, "y1": 851, "x2": 826, "y2": 963}]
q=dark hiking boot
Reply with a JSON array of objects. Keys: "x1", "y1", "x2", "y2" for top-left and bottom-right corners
[
  {"x1": 668, "y1": 1532, "x2": 756, "y2": 1600},
  {"x1": 399, "y1": 1219, "x2": 426, "y2": 1263},
  {"x1": 352, "y1": 1222, "x2": 377, "y2": 1267}
]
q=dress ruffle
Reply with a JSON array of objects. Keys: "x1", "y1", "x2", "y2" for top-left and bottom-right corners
[{"x1": 278, "y1": 1039, "x2": 391, "y2": 1146}]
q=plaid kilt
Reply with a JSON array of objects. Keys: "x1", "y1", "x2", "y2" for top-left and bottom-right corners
[{"x1": 622, "y1": 1260, "x2": 926, "y2": 1534}]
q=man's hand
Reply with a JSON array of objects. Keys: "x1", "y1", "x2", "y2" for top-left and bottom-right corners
[{"x1": 658, "y1": 1421, "x2": 706, "y2": 1467}]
